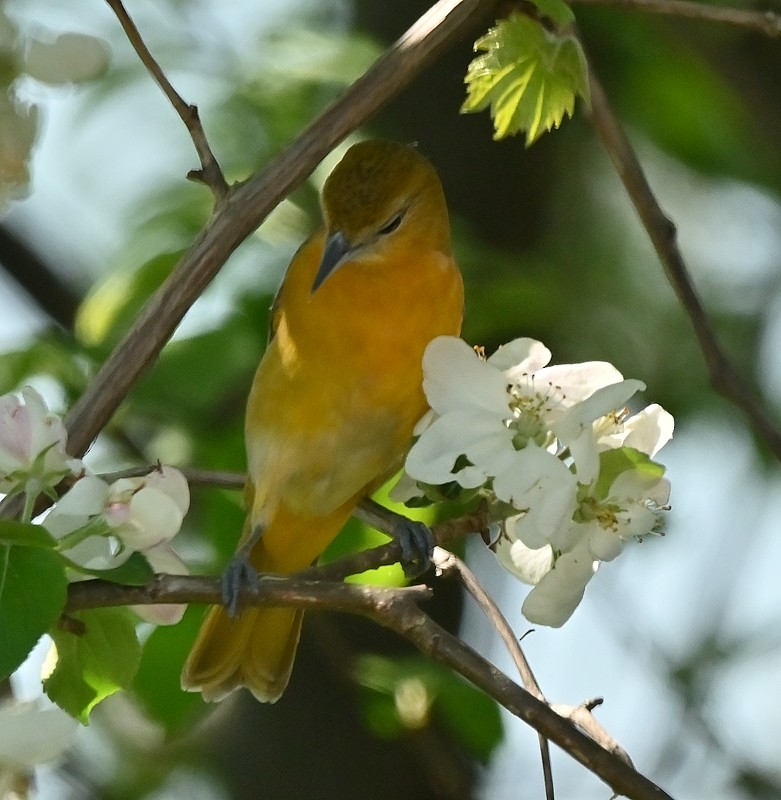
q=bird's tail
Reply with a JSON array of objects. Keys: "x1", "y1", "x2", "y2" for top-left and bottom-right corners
[
  {"x1": 181, "y1": 600, "x2": 303, "y2": 703},
  {"x1": 181, "y1": 501, "x2": 355, "y2": 703}
]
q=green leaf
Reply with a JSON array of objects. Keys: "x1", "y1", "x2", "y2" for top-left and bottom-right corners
[
  {"x1": 0, "y1": 544, "x2": 68, "y2": 680},
  {"x1": 594, "y1": 446, "x2": 666, "y2": 499},
  {"x1": 0, "y1": 331, "x2": 88, "y2": 399},
  {"x1": 73, "y1": 552, "x2": 154, "y2": 586},
  {"x1": 462, "y1": 12, "x2": 590, "y2": 145},
  {"x1": 0, "y1": 519, "x2": 57, "y2": 548},
  {"x1": 134, "y1": 606, "x2": 207, "y2": 733},
  {"x1": 44, "y1": 607, "x2": 141, "y2": 724}
]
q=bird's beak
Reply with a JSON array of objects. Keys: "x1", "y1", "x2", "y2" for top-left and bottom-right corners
[{"x1": 312, "y1": 231, "x2": 351, "y2": 293}]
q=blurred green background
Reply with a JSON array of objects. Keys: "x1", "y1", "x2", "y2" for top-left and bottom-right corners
[{"x1": 4, "y1": 0, "x2": 781, "y2": 797}]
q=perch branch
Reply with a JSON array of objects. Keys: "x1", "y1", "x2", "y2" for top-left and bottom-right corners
[
  {"x1": 433, "y1": 548, "x2": 556, "y2": 800},
  {"x1": 65, "y1": 572, "x2": 674, "y2": 800},
  {"x1": 583, "y1": 55, "x2": 781, "y2": 462}
]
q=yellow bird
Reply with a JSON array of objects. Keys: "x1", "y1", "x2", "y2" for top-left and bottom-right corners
[{"x1": 181, "y1": 139, "x2": 464, "y2": 702}]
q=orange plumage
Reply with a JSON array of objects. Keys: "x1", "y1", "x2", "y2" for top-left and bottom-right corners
[{"x1": 181, "y1": 140, "x2": 463, "y2": 702}]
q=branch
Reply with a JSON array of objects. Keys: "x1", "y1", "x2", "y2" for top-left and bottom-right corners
[
  {"x1": 433, "y1": 548, "x2": 556, "y2": 800},
  {"x1": 62, "y1": 0, "x2": 498, "y2": 461},
  {"x1": 569, "y1": 0, "x2": 781, "y2": 37},
  {"x1": 65, "y1": 572, "x2": 674, "y2": 800},
  {"x1": 104, "y1": 0, "x2": 229, "y2": 198},
  {"x1": 583, "y1": 54, "x2": 781, "y2": 462}
]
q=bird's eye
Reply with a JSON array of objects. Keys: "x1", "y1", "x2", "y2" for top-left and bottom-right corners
[{"x1": 377, "y1": 212, "x2": 404, "y2": 236}]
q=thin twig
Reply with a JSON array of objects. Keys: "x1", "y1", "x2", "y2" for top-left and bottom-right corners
[
  {"x1": 433, "y1": 548, "x2": 556, "y2": 800},
  {"x1": 583, "y1": 53, "x2": 781, "y2": 462},
  {"x1": 93, "y1": 467, "x2": 490, "y2": 556},
  {"x1": 569, "y1": 0, "x2": 781, "y2": 37},
  {"x1": 99, "y1": 465, "x2": 246, "y2": 490},
  {"x1": 104, "y1": 0, "x2": 229, "y2": 198},
  {"x1": 60, "y1": 0, "x2": 498, "y2": 463},
  {"x1": 64, "y1": 572, "x2": 674, "y2": 800}
]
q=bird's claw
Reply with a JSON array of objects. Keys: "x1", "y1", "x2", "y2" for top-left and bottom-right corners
[
  {"x1": 392, "y1": 518, "x2": 434, "y2": 578},
  {"x1": 221, "y1": 555, "x2": 260, "y2": 617}
]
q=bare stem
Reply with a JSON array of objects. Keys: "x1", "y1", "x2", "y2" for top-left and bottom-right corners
[
  {"x1": 104, "y1": 0, "x2": 229, "y2": 198},
  {"x1": 583, "y1": 55, "x2": 781, "y2": 462},
  {"x1": 434, "y1": 548, "x2": 556, "y2": 800}
]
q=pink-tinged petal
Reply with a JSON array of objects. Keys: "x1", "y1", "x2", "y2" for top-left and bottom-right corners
[
  {"x1": 115, "y1": 488, "x2": 184, "y2": 550},
  {"x1": 134, "y1": 544, "x2": 188, "y2": 625},
  {"x1": 145, "y1": 467, "x2": 190, "y2": 516},
  {"x1": 0, "y1": 393, "x2": 30, "y2": 468}
]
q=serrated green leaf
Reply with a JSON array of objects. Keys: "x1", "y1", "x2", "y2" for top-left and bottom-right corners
[
  {"x1": 0, "y1": 544, "x2": 68, "y2": 680},
  {"x1": 594, "y1": 446, "x2": 666, "y2": 499},
  {"x1": 0, "y1": 520, "x2": 57, "y2": 548},
  {"x1": 44, "y1": 607, "x2": 141, "y2": 724},
  {"x1": 134, "y1": 606, "x2": 207, "y2": 733},
  {"x1": 73, "y1": 552, "x2": 154, "y2": 586},
  {"x1": 462, "y1": 13, "x2": 589, "y2": 145}
]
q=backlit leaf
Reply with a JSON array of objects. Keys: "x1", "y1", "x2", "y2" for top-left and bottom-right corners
[{"x1": 462, "y1": 12, "x2": 589, "y2": 145}]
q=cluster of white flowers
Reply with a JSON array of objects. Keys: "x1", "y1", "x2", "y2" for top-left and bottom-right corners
[
  {"x1": 395, "y1": 336, "x2": 673, "y2": 628},
  {"x1": 0, "y1": 386, "x2": 189, "y2": 625}
]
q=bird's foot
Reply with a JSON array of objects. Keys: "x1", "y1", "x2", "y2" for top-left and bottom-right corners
[
  {"x1": 392, "y1": 518, "x2": 434, "y2": 578},
  {"x1": 221, "y1": 554, "x2": 260, "y2": 618}
]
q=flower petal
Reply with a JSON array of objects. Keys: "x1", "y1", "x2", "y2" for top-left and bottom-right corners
[
  {"x1": 422, "y1": 337, "x2": 509, "y2": 416},
  {"x1": 488, "y1": 337, "x2": 551, "y2": 373},
  {"x1": 0, "y1": 702, "x2": 77, "y2": 768},
  {"x1": 494, "y1": 535, "x2": 554, "y2": 585},
  {"x1": 134, "y1": 544, "x2": 188, "y2": 625},
  {"x1": 521, "y1": 543, "x2": 597, "y2": 627}
]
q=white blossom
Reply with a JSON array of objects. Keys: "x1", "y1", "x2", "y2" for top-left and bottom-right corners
[
  {"x1": 46, "y1": 467, "x2": 190, "y2": 625},
  {"x1": 398, "y1": 336, "x2": 674, "y2": 628},
  {"x1": 0, "y1": 700, "x2": 77, "y2": 795},
  {"x1": 0, "y1": 387, "x2": 81, "y2": 496}
]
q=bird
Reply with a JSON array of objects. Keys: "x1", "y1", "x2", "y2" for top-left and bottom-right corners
[{"x1": 181, "y1": 139, "x2": 464, "y2": 702}]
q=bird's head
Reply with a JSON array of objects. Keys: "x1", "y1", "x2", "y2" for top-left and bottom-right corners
[{"x1": 313, "y1": 140, "x2": 451, "y2": 292}]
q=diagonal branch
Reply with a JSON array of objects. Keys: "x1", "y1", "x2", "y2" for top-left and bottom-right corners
[
  {"x1": 104, "y1": 0, "x2": 229, "y2": 198},
  {"x1": 62, "y1": 0, "x2": 499, "y2": 461},
  {"x1": 569, "y1": 0, "x2": 781, "y2": 37},
  {"x1": 64, "y1": 572, "x2": 675, "y2": 800},
  {"x1": 434, "y1": 548, "x2": 556, "y2": 800},
  {"x1": 583, "y1": 55, "x2": 781, "y2": 462}
]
